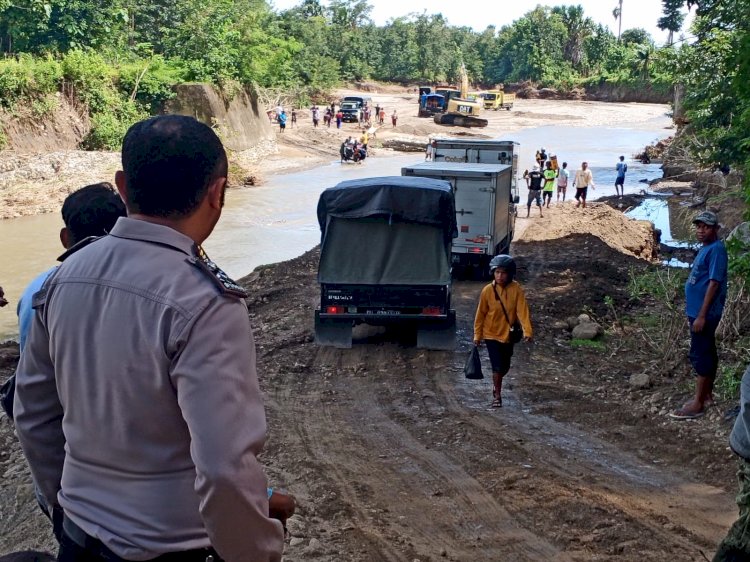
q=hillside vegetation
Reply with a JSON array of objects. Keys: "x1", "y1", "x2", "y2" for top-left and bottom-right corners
[{"x1": 0, "y1": 0, "x2": 682, "y2": 149}]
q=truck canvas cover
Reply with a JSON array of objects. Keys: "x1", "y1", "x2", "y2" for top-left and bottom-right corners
[{"x1": 317, "y1": 177, "x2": 457, "y2": 285}]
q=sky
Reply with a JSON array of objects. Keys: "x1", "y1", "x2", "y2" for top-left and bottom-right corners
[{"x1": 269, "y1": 0, "x2": 695, "y2": 46}]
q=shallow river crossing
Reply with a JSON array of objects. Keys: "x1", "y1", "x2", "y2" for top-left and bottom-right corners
[{"x1": 0, "y1": 121, "x2": 672, "y2": 340}]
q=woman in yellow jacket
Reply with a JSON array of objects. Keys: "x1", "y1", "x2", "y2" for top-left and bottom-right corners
[{"x1": 474, "y1": 254, "x2": 533, "y2": 408}]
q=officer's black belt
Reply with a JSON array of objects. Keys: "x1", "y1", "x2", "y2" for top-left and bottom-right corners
[{"x1": 62, "y1": 515, "x2": 222, "y2": 561}]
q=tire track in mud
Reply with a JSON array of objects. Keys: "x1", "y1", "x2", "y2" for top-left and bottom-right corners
[
  {"x1": 250, "y1": 245, "x2": 734, "y2": 561},
  {"x1": 270, "y1": 344, "x2": 567, "y2": 561}
]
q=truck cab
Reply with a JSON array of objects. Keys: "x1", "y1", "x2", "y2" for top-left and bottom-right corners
[
  {"x1": 483, "y1": 90, "x2": 516, "y2": 110},
  {"x1": 340, "y1": 101, "x2": 362, "y2": 122}
]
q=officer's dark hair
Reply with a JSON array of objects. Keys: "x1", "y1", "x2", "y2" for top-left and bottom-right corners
[
  {"x1": 121, "y1": 115, "x2": 228, "y2": 218},
  {"x1": 61, "y1": 182, "x2": 127, "y2": 246}
]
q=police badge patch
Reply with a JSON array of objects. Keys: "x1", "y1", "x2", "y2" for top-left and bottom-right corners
[{"x1": 191, "y1": 245, "x2": 248, "y2": 298}]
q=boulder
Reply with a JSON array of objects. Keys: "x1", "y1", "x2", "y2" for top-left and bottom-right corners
[
  {"x1": 552, "y1": 321, "x2": 569, "y2": 331},
  {"x1": 572, "y1": 322, "x2": 602, "y2": 340},
  {"x1": 577, "y1": 313, "x2": 592, "y2": 324},
  {"x1": 566, "y1": 316, "x2": 580, "y2": 330},
  {"x1": 629, "y1": 372, "x2": 652, "y2": 389}
]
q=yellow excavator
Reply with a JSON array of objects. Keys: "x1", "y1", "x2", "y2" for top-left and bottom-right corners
[{"x1": 434, "y1": 65, "x2": 488, "y2": 128}]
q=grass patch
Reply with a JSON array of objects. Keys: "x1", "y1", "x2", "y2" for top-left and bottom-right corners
[
  {"x1": 633, "y1": 313, "x2": 661, "y2": 329},
  {"x1": 716, "y1": 362, "x2": 746, "y2": 401},
  {"x1": 570, "y1": 338, "x2": 606, "y2": 350}
]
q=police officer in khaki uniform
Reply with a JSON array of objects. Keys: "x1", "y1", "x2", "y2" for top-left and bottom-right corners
[{"x1": 14, "y1": 115, "x2": 284, "y2": 561}]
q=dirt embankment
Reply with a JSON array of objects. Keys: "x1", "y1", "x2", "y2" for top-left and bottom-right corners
[
  {"x1": 507, "y1": 81, "x2": 672, "y2": 104},
  {"x1": 0, "y1": 199, "x2": 739, "y2": 561},
  {"x1": 517, "y1": 203, "x2": 658, "y2": 260}
]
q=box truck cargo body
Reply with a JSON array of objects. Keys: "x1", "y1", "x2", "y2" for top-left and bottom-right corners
[
  {"x1": 432, "y1": 139, "x2": 520, "y2": 194},
  {"x1": 402, "y1": 162, "x2": 516, "y2": 276}
]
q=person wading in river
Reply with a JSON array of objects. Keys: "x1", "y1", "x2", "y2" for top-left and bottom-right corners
[{"x1": 473, "y1": 255, "x2": 533, "y2": 408}]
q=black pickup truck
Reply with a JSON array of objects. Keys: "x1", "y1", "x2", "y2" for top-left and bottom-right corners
[{"x1": 314, "y1": 176, "x2": 457, "y2": 349}]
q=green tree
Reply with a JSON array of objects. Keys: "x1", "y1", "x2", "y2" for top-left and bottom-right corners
[
  {"x1": 621, "y1": 28, "x2": 653, "y2": 46},
  {"x1": 1, "y1": 0, "x2": 129, "y2": 53},
  {"x1": 552, "y1": 5, "x2": 596, "y2": 70},
  {"x1": 658, "y1": 0, "x2": 686, "y2": 45}
]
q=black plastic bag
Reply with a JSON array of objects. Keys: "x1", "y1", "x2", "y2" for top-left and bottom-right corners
[{"x1": 464, "y1": 346, "x2": 483, "y2": 379}]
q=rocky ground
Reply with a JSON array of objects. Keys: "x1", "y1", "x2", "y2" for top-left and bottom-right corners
[{"x1": 0, "y1": 200, "x2": 740, "y2": 561}]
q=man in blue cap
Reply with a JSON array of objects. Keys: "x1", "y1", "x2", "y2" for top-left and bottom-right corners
[{"x1": 670, "y1": 210, "x2": 728, "y2": 420}]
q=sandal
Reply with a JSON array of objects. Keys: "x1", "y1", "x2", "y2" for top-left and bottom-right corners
[
  {"x1": 491, "y1": 398, "x2": 502, "y2": 408},
  {"x1": 668, "y1": 408, "x2": 704, "y2": 420}
]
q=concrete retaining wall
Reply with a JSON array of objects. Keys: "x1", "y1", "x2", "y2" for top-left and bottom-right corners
[{"x1": 166, "y1": 84, "x2": 274, "y2": 151}]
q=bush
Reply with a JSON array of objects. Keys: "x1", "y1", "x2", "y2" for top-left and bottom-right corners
[
  {"x1": 0, "y1": 55, "x2": 62, "y2": 108},
  {"x1": 117, "y1": 56, "x2": 187, "y2": 113},
  {"x1": 82, "y1": 98, "x2": 147, "y2": 151},
  {"x1": 61, "y1": 50, "x2": 116, "y2": 113}
]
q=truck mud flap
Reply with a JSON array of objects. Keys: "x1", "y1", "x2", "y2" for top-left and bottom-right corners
[
  {"x1": 416, "y1": 313, "x2": 456, "y2": 351},
  {"x1": 314, "y1": 313, "x2": 353, "y2": 348}
]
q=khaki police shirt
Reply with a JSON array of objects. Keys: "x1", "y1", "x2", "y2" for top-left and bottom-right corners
[{"x1": 14, "y1": 217, "x2": 284, "y2": 562}]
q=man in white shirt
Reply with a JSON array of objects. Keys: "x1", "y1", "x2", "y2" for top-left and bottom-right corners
[{"x1": 573, "y1": 161, "x2": 595, "y2": 209}]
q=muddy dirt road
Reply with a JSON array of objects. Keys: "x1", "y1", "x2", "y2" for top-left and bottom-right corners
[
  {"x1": 0, "y1": 205, "x2": 738, "y2": 560},
  {"x1": 246, "y1": 217, "x2": 735, "y2": 561}
]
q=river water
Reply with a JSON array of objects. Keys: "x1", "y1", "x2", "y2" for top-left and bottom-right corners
[{"x1": 0, "y1": 120, "x2": 671, "y2": 341}]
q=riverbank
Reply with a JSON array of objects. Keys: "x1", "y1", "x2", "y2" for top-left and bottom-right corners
[{"x1": 0, "y1": 89, "x2": 670, "y2": 219}]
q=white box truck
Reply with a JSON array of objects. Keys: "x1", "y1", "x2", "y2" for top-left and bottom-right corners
[
  {"x1": 432, "y1": 138, "x2": 520, "y2": 196},
  {"x1": 402, "y1": 162, "x2": 518, "y2": 278}
]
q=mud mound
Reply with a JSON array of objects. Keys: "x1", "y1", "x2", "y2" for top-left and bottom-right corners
[
  {"x1": 0, "y1": 96, "x2": 89, "y2": 153},
  {"x1": 518, "y1": 203, "x2": 657, "y2": 260},
  {"x1": 513, "y1": 233, "x2": 645, "y2": 318}
]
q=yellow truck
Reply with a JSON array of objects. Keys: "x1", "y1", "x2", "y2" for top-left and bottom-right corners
[{"x1": 483, "y1": 90, "x2": 516, "y2": 111}]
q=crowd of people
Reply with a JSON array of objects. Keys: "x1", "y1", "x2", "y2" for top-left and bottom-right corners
[
  {"x1": 268, "y1": 100, "x2": 393, "y2": 133},
  {"x1": 521, "y1": 148, "x2": 632, "y2": 217}
]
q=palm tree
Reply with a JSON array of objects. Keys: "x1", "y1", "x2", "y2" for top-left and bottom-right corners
[
  {"x1": 553, "y1": 5, "x2": 595, "y2": 69},
  {"x1": 635, "y1": 44, "x2": 654, "y2": 79},
  {"x1": 613, "y1": 0, "x2": 623, "y2": 42}
]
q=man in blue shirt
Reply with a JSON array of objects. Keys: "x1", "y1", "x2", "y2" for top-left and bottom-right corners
[
  {"x1": 670, "y1": 210, "x2": 728, "y2": 420},
  {"x1": 615, "y1": 155, "x2": 627, "y2": 198}
]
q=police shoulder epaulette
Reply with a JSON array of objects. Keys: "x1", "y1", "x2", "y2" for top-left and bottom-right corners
[{"x1": 191, "y1": 246, "x2": 248, "y2": 299}]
